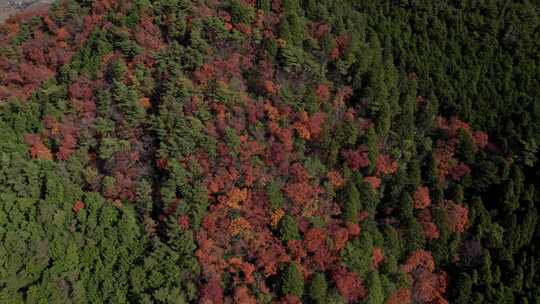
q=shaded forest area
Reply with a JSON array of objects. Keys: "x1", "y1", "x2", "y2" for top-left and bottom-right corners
[{"x1": 0, "y1": 0, "x2": 539, "y2": 303}]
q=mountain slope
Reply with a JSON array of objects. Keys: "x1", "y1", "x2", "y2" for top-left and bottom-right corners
[{"x1": 0, "y1": 1, "x2": 538, "y2": 303}]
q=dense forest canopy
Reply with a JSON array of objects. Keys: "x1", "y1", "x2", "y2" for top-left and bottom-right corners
[{"x1": 0, "y1": 0, "x2": 539, "y2": 303}]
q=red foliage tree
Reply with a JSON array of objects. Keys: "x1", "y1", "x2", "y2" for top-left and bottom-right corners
[
  {"x1": 401, "y1": 250, "x2": 435, "y2": 273},
  {"x1": 283, "y1": 182, "x2": 320, "y2": 205},
  {"x1": 57, "y1": 146, "x2": 74, "y2": 161},
  {"x1": 228, "y1": 257, "x2": 256, "y2": 285},
  {"x1": 196, "y1": 235, "x2": 226, "y2": 278},
  {"x1": 376, "y1": 154, "x2": 398, "y2": 176},
  {"x1": 235, "y1": 22, "x2": 252, "y2": 35},
  {"x1": 281, "y1": 295, "x2": 302, "y2": 304},
  {"x1": 448, "y1": 117, "x2": 471, "y2": 137},
  {"x1": 69, "y1": 77, "x2": 94, "y2": 100},
  {"x1": 342, "y1": 147, "x2": 369, "y2": 170},
  {"x1": 310, "y1": 22, "x2": 330, "y2": 39},
  {"x1": 23, "y1": 41, "x2": 46, "y2": 64},
  {"x1": 333, "y1": 86, "x2": 353, "y2": 108},
  {"x1": 346, "y1": 222, "x2": 361, "y2": 236},
  {"x1": 304, "y1": 228, "x2": 326, "y2": 253},
  {"x1": 56, "y1": 128, "x2": 78, "y2": 160},
  {"x1": 327, "y1": 170, "x2": 345, "y2": 189},
  {"x1": 436, "y1": 116, "x2": 471, "y2": 138},
  {"x1": 414, "y1": 186, "x2": 431, "y2": 209},
  {"x1": 199, "y1": 278, "x2": 223, "y2": 304},
  {"x1": 274, "y1": 127, "x2": 294, "y2": 152},
  {"x1": 330, "y1": 47, "x2": 340, "y2": 60},
  {"x1": 433, "y1": 142, "x2": 456, "y2": 183},
  {"x1": 385, "y1": 288, "x2": 412, "y2": 304},
  {"x1": 178, "y1": 215, "x2": 190, "y2": 230},
  {"x1": 56, "y1": 27, "x2": 69, "y2": 41},
  {"x1": 473, "y1": 131, "x2": 489, "y2": 149},
  {"x1": 358, "y1": 210, "x2": 370, "y2": 222},
  {"x1": 364, "y1": 176, "x2": 381, "y2": 189},
  {"x1": 20, "y1": 63, "x2": 55, "y2": 85},
  {"x1": 332, "y1": 266, "x2": 366, "y2": 302},
  {"x1": 134, "y1": 17, "x2": 163, "y2": 50},
  {"x1": 315, "y1": 83, "x2": 330, "y2": 102},
  {"x1": 417, "y1": 209, "x2": 440, "y2": 241},
  {"x1": 444, "y1": 201, "x2": 469, "y2": 234},
  {"x1": 308, "y1": 112, "x2": 326, "y2": 138},
  {"x1": 72, "y1": 200, "x2": 85, "y2": 213},
  {"x1": 312, "y1": 246, "x2": 337, "y2": 271},
  {"x1": 30, "y1": 141, "x2": 54, "y2": 160},
  {"x1": 213, "y1": 52, "x2": 245, "y2": 82},
  {"x1": 233, "y1": 286, "x2": 257, "y2": 304},
  {"x1": 92, "y1": 0, "x2": 114, "y2": 15},
  {"x1": 287, "y1": 239, "x2": 308, "y2": 262},
  {"x1": 255, "y1": 238, "x2": 290, "y2": 277},
  {"x1": 336, "y1": 34, "x2": 351, "y2": 51},
  {"x1": 372, "y1": 247, "x2": 384, "y2": 268},
  {"x1": 402, "y1": 250, "x2": 448, "y2": 304},
  {"x1": 333, "y1": 227, "x2": 349, "y2": 251},
  {"x1": 24, "y1": 134, "x2": 53, "y2": 160},
  {"x1": 263, "y1": 80, "x2": 279, "y2": 95},
  {"x1": 194, "y1": 63, "x2": 215, "y2": 84},
  {"x1": 412, "y1": 269, "x2": 448, "y2": 304},
  {"x1": 156, "y1": 158, "x2": 168, "y2": 169},
  {"x1": 290, "y1": 163, "x2": 310, "y2": 182}
]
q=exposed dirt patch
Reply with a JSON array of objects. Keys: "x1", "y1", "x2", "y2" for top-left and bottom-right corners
[{"x1": 0, "y1": 0, "x2": 53, "y2": 23}]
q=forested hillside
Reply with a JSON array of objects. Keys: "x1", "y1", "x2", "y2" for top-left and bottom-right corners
[{"x1": 0, "y1": 1, "x2": 539, "y2": 303}]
